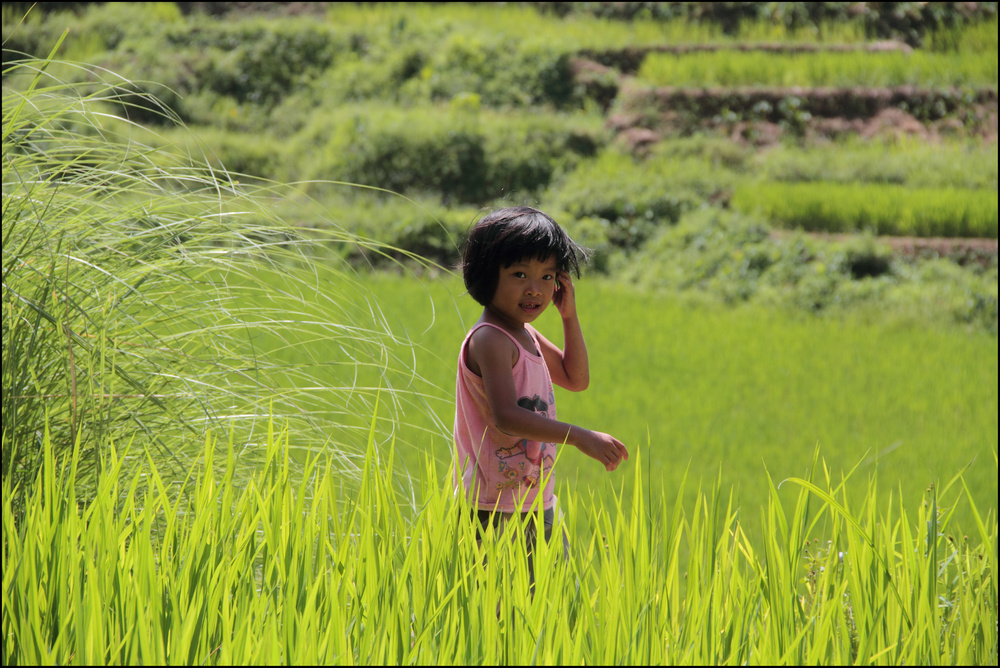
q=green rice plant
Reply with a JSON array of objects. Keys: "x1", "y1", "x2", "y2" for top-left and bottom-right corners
[
  {"x1": 637, "y1": 49, "x2": 998, "y2": 88},
  {"x1": 321, "y1": 3, "x2": 880, "y2": 50},
  {"x1": 2, "y1": 53, "x2": 427, "y2": 505},
  {"x1": 354, "y1": 266, "x2": 997, "y2": 547},
  {"x1": 753, "y1": 136, "x2": 999, "y2": 191},
  {"x1": 732, "y1": 181, "x2": 999, "y2": 238},
  {"x1": 926, "y1": 15, "x2": 1000, "y2": 53},
  {"x1": 3, "y1": 415, "x2": 996, "y2": 664}
]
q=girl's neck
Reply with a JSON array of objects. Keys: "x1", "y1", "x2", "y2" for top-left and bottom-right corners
[{"x1": 482, "y1": 306, "x2": 527, "y2": 336}]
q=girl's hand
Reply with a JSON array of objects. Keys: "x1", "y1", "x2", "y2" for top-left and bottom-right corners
[
  {"x1": 552, "y1": 270, "x2": 578, "y2": 319},
  {"x1": 576, "y1": 430, "x2": 629, "y2": 472}
]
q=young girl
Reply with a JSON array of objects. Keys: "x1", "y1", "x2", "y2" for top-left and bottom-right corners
[{"x1": 454, "y1": 206, "x2": 628, "y2": 569}]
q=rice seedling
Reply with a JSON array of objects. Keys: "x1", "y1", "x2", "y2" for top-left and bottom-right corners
[{"x1": 2, "y1": 417, "x2": 995, "y2": 665}]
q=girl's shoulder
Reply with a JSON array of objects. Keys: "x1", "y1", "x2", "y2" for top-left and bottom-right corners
[{"x1": 465, "y1": 322, "x2": 520, "y2": 375}]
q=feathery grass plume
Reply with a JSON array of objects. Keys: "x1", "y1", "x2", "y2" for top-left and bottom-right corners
[{"x1": 2, "y1": 49, "x2": 431, "y2": 508}]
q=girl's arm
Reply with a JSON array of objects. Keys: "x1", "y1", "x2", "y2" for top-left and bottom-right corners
[
  {"x1": 537, "y1": 269, "x2": 588, "y2": 391},
  {"x1": 468, "y1": 325, "x2": 627, "y2": 472}
]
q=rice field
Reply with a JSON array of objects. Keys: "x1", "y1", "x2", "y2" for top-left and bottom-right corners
[
  {"x1": 732, "y1": 181, "x2": 999, "y2": 237},
  {"x1": 636, "y1": 49, "x2": 998, "y2": 88},
  {"x1": 3, "y1": 418, "x2": 996, "y2": 665},
  {"x1": 3, "y1": 9, "x2": 998, "y2": 665},
  {"x1": 314, "y1": 271, "x2": 999, "y2": 549}
]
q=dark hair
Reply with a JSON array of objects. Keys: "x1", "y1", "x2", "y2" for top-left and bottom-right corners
[{"x1": 461, "y1": 206, "x2": 589, "y2": 306}]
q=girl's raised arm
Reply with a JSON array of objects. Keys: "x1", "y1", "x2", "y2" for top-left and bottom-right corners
[{"x1": 537, "y1": 269, "x2": 589, "y2": 392}]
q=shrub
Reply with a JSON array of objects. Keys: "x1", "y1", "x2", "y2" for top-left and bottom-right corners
[
  {"x1": 273, "y1": 191, "x2": 479, "y2": 269},
  {"x1": 545, "y1": 147, "x2": 741, "y2": 250},
  {"x1": 289, "y1": 104, "x2": 605, "y2": 204},
  {"x1": 617, "y1": 207, "x2": 998, "y2": 329},
  {"x1": 180, "y1": 21, "x2": 339, "y2": 107}
]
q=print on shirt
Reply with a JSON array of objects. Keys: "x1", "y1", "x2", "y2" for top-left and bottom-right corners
[{"x1": 494, "y1": 393, "x2": 557, "y2": 491}]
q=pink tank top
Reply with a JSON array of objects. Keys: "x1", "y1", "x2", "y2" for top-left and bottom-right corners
[{"x1": 454, "y1": 322, "x2": 557, "y2": 512}]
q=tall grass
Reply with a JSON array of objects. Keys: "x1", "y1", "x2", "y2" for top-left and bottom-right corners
[
  {"x1": 2, "y1": 52, "x2": 427, "y2": 504},
  {"x1": 3, "y1": 419, "x2": 996, "y2": 664}
]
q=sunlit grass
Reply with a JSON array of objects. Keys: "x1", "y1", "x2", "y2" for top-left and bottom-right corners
[
  {"x1": 733, "y1": 181, "x2": 999, "y2": 238},
  {"x1": 3, "y1": 420, "x2": 995, "y2": 664}
]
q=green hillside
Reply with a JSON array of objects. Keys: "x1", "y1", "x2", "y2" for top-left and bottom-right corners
[{"x1": 2, "y1": 2, "x2": 996, "y2": 333}]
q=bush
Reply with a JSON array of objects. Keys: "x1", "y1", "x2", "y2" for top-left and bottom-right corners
[
  {"x1": 289, "y1": 104, "x2": 605, "y2": 204},
  {"x1": 275, "y1": 192, "x2": 479, "y2": 268},
  {"x1": 617, "y1": 207, "x2": 998, "y2": 330},
  {"x1": 179, "y1": 21, "x2": 340, "y2": 107},
  {"x1": 545, "y1": 146, "x2": 742, "y2": 250}
]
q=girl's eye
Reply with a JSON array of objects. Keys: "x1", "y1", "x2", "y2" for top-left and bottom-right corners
[
  {"x1": 514, "y1": 272, "x2": 526, "y2": 278},
  {"x1": 544, "y1": 275, "x2": 554, "y2": 281}
]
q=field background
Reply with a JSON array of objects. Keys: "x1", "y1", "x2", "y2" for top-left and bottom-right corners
[
  {"x1": 3, "y1": 0, "x2": 998, "y2": 562},
  {"x1": 296, "y1": 268, "x2": 998, "y2": 542}
]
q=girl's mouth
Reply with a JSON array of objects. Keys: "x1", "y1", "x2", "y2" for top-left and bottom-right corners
[{"x1": 520, "y1": 302, "x2": 542, "y2": 313}]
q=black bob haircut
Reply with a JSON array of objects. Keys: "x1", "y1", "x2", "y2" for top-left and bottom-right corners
[{"x1": 461, "y1": 206, "x2": 589, "y2": 306}]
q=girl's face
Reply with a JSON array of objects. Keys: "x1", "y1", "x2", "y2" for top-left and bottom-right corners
[{"x1": 487, "y1": 255, "x2": 558, "y2": 327}]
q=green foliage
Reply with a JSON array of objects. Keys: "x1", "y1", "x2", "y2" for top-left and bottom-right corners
[
  {"x1": 733, "y1": 181, "x2": 999, "y2": 238},
  {"x1": 288, "y1": 104, "x2": 604, "y2": 204},
  {"x1": 615, "y1": 207, "x2": 998, "y2": 326},
  {"x1": 399, "y1": 34, "x2": 577, "y2": 108},
  {"x1": 171, "y1": 20, "x2": 340, "y2": 108},
  {"x1": 1, "y1": 57, "x2": 420, "y2": 504},
  {"x1": 545, "y1": 146, "x2": 742, "y2": 251},
  {"x1": 754, "y1": 137, "x2": 999, "y2": 190},
  {"x1": 637, "y1": 49, "x2": 998, "y2": 88},
  {"x1": 537, "y1": 1, "x2": 997, "y2": 47},
  {"x1": 925, "y1": 14, "x2": 1000, "y2": 52},
  {"x1": 3, "y1": 424, "x2": 995, "y2": 664},
  {"x1": 271, "y1": 191, "x2": 479, "y2": 268},
  {"x1": 291, "y1": 105, "x2": 484, "y2": 202}
]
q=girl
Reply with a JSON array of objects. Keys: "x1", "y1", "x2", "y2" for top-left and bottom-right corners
[{"x1": 454, "y1": 206, "x2": 628, "y2": 568}]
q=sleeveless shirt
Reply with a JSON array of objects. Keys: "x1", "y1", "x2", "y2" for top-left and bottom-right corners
[{"x1": 454, "y1": 322, "x2": 557, "y2": 512}]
